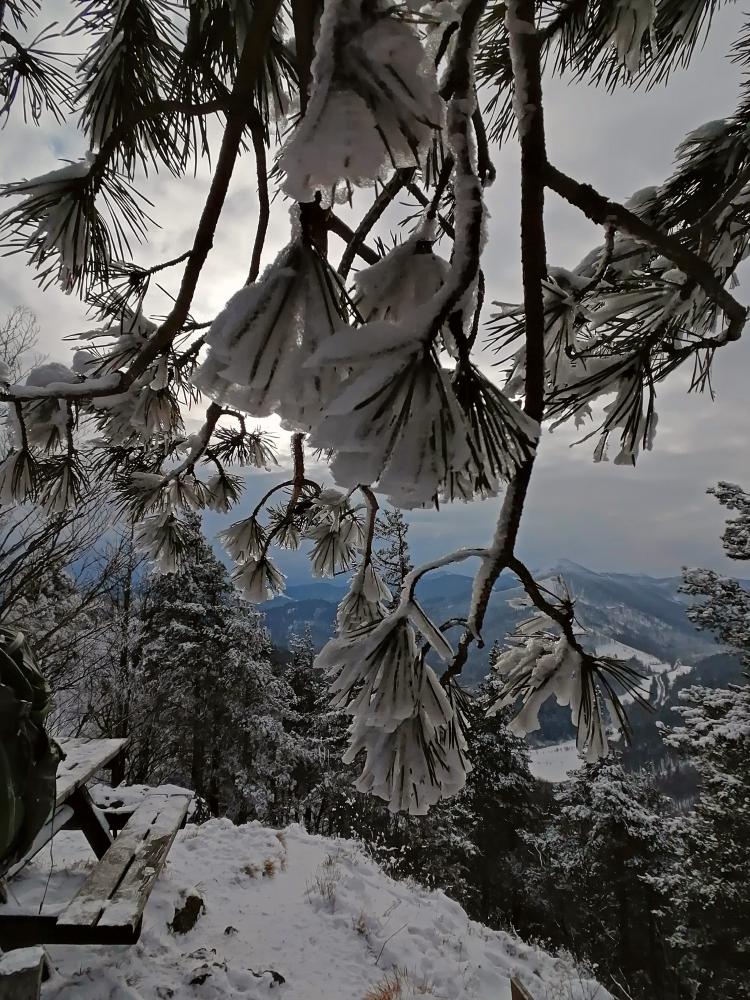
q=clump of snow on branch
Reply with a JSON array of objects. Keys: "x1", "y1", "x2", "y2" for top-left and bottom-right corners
[
  {"x1": 608, "y1": 0, "x2": 655, "y2": 74},
  {"x1": 0, "y1": 157, "x2": 95, "y2": 287},
  {"x1": 195, "y1": 232, "x2": 346, "y2": 431},
  {"x1": 337, "y1": 561, "x2": 392, "y2": 632},
  {"x1": 488, "y1": 607, "x2": 648, "y2": 762},
  {"x1": 232, "y1": 555, "x2": 286, "y2": 603},
  {"x1": 279, "y1": 0, "x2": 443, "y2": 203},
  {"x1": 0, "y1": 449, "x2": 36, "y2": 504},
  {"x1": 134, "y1": 513, "x2": 190, "y2": 575},
  {"x1": 353, "y1": 226, "x2": 450, "y2": 325},
  {"x1": 317, "y1": 586, "x2": 470, "y2": 813}
]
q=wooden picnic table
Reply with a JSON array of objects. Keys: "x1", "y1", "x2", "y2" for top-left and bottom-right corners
[
  {"x1": 3, "y1": 737, "x2": 129, "y2": 882},
  {"x1": 0, "y1": 737, "x2": 192, "y2": 952}
]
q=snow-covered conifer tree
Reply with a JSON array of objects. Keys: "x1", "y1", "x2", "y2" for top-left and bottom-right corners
[
  {"x1": 530, "y1": 760, "x2": 678, "y2": 998},
  {"x1": 654, "y1": 484, "x2": 750, "y2": 998},
  {"x1": 2, "y1": 0, "x2": 750, "y2": 810},
  {"x1": 131, "y1": 512, "x2": 296, "y2": 817},
  {"x1": 375, "y1": 507, "x2": 413, "y2": 595}
]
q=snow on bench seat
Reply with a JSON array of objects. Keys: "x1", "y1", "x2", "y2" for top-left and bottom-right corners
[{"x1": 57, "y1": 792, "x2": 192, "y2": 933}]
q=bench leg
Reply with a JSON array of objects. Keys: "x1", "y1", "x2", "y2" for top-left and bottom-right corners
[
  {"x1": 67, "y1": 787, "x2": 113, "y2": 860},
  {"x1": 0, "y1": 946, "x2": 46, "y2": 1000},
  {"x1": 0, "y1": 913, "x2": 142, "y2": 949}
]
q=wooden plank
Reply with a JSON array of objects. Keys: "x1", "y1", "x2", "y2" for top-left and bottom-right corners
[
  {"x1": 56, "y1": 798, "x2": 166, "y2": 928},
  {"x1": 511, "y1": 977, "x2": 535, "y2": 1000},
  {"x1": 0, "y1": 946, "x2": 46, "y2": 1000},
  {"x1": 67, "y1": 786, "x2": 113, "y2": 860},
  {"x1": 4, "y1": 805, "x2": 74, "y2": 880},
  {"x1": 55, "y1": 738, "x2": 128, "y2": 807},
  {"x1": 57, "y1": 793, "x2": 191, "y2": 930},
  {"x1": 0, "y1": 911, "x2": 140, "y2": 949},
  {"x1": 97, "y1": 794, "x2": 191, "y2": 931}
]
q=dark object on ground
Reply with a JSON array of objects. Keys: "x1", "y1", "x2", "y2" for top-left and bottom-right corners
[
  {"x1": 0, "y1": 628, "x2": 60, "y2": 873},
  {"x1": 169, "y1": 888, "x2": 205, "y2": 934}
]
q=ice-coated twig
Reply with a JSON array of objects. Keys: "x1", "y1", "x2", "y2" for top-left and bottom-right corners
[
  {"x1": 442, "y1": 0, "x2": 549, "y2": 685},
  {"x1": 398, "y1": 547, "x2": 488, "y2": 606}
]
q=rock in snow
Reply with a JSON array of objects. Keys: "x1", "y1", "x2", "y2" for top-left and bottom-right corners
[{"x1": 10, "y1": 820, "x2": 609, "y2": 999}]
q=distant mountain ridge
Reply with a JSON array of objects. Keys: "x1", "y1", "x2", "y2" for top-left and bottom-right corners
[
  {"x1": 261, "y1": 562, "x2": 745, "y2": 784},
  {"x1": 261, "y1": 561, "x2": 729, "y2": 678}
]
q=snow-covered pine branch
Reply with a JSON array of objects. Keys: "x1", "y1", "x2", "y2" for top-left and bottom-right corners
[{"x1": 1, "y1": 0, "x2": 749, "y2": 810}]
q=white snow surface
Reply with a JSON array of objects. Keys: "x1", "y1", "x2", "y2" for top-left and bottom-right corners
[
  {"x1": 10, "y1": 819, "x2": 611, "y2": 999},
  {"x1": 528, "y1": 740, "x2": 585, "y2": 783}
]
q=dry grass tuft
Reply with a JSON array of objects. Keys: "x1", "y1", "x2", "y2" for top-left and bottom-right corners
[
  {"x1": 305, "y1": 854, "x2": 342, "y2": 906},
  {"x1": 364, "y1": 969, "x2": 434, "y2": 999},
  {"x1": 262, "y1": 857, "x2": 277, "y2": 877}
]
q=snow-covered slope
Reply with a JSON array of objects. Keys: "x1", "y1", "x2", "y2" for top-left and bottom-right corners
[
  {"x1": 12, "y1": 820, "x2": 609, "y2": 1000},
  {"x1": 528, "y1": 740, "x2": 584, "y2": 783}
]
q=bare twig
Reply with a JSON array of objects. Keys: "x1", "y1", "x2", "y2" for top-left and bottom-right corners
[
  {"x1": 337, "y1": 169, "x2": 415, "y2": 281},
  {"x1": 328, "y1": 213, "x2": 380, "y2": 265},
  {"x1": 247, "y1": 110, "x2": 270, "y2": 284}
]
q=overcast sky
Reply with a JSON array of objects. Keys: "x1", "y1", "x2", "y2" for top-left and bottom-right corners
[{"x1": 1, "y1": 2, "x2": 749, "y2": 579}]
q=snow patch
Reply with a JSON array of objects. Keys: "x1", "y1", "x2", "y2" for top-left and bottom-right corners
[{"x1": 10, "y1": 819, "x2": 610, "y2": 999}]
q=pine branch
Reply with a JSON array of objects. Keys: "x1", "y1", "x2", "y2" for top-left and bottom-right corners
[
  {"x1": 0, "y1": 0, "x2": 282, "y2": 406},
  {"x1": 327, "y1": 213, "x2": 380, "y2": 265},
  {"x1": 404, "y1": 179, "x2": 455, "y2": 239},
  {"x1": 337, "y1": 168, "x2": 415, "y2": 281},
  {"x1": 544, "y1": 162, "x2": 748, "y2": 342},
  {"x1": 444, "y1": 0, "x2": 548, "y2": 684},
  {"x1": 291, "y1": 0, "x2": 320, "y2": 114},
  {"x1": 246, "y1": 110, "x2": 270, "y2": 284}
]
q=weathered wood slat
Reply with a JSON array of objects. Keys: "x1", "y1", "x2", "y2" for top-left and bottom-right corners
[
  {"x1": 55, "y1": 739, "x2": 128, "y2": 807},
  {"x1": 67, "y1": 786, "x2": 113, "y2": 860},
  {"x1": 97, "y1": 795, "x2": 191, "y2": 931},
  {"x1": 57, "y1": 793, "x2": 191, "y2": 931},
  {"x1": 0, "y1": 945, "x2": 46, "y2": 1000},
  {"x1": 4, "y1": 805, "x2": 74, "y2": 880},
  {"x1": 0, "y1": 911, "x2": 141, "y2": 949},
  {"x1": 56, "y1": 799, "x2": 166, "y2": 928},
  {"x1": 510, "y1": 976, "x2": 535, "y2": 1000}
]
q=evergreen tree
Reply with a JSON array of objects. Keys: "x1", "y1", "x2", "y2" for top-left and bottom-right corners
[
  {"x1": 374, "y1": 506, "x2": 413, "y2": 594},
  {"x1": 279, "y1": 627, "x2": 391, "y2": 838},
  {"x1": 456, "y1": 669, "x2": 541, "y2": 931},
  {"x1": 529, "y1": 760, "x2": 677, "y2": 1000},
  {"x1": 660, "y1": 685, "x2": 750, "y2": 998},
  {"x1": 657, "y1": 483, "x2": 750, "y2": 997},
  {"x1": 133, "y1": 513, "x2": 295, "y2": 819}
]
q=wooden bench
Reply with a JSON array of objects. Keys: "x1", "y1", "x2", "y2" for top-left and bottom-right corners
[
  {"x1": 0, "y1": 790, "x2": 191, "y2": 949},
  {"x1": 0, "y1": 791, "x2": 191, "y2": 950},
  {"x1": 3, "y1": 738, "x2": 129, "y2": 883},
  {"x1": 0, "y1": 947, "x2": 47, "y2": 1000}
]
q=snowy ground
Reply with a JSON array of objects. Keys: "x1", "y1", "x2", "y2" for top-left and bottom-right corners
[
  {"x1": 7, "y1": 818, "x2": 610, "y2": 1000},
  {"x1": 528, "y1": 740, "x2": 584, "y2": 783}
]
